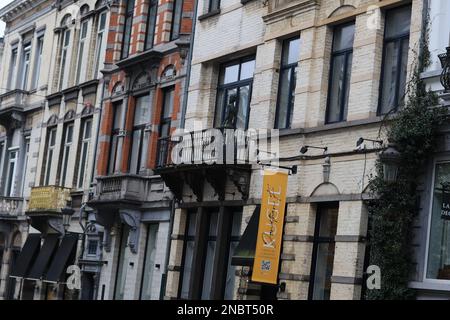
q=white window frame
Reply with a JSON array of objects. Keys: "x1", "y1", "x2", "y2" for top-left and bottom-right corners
[
  {"x1": 7, "y1": 47, "x2": 18, "y2": 90},
  {"x1": 59, "y1": 28, "x2": 72, "y2": 90},
  {"x1": 20, "y1": 43, "x2": 32, "y2": 90},
  {"x1": 20, "y1": 137, "x2": 30, "y2": 196},
  {"x1": 76, "y1": 118, "x2": 92, "y2": 189},
  {"x1": 5, "y1": 148, "x2": 19, "y2": 197},
  {"x1": 32, "y1": 35, "x2": 44, "y2": 89},
  {"x1": 93, "y1": 11, "x2": 107, "y2": 78},
  {"x1": 60, "y1": 123, "x2": 74, "y2": 187},
  {"x1": 43, "y1": 127, "x2": 57, "y2": 186},
  {"x1": 76, "y1": 20, "x2": 89, "y2": 84}
]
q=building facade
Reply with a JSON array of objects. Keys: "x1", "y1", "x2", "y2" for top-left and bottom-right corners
[{"x1": 87, "y1": 0, "x2": 194, "y2": 300}]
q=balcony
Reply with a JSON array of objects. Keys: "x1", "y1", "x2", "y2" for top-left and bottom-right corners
[
  {"x1": 0, "y1": 89, "x2": 28, "y2": 129},
  {"x1": 27, "y1": 186, "x2": 71, "y2": 213},
  {"x1": 93, "y1": 174, "x2": 154, "y2": 205},
  {"x1": 0, "y1": 196, "x2": 24, "y2": 218}
]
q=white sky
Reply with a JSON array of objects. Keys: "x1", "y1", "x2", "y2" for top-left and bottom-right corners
[{"x1": 0, "y1": 0, "x2": 14, "y2": 37}]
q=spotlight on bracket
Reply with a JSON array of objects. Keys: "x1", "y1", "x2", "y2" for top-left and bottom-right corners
[
  {"x1": 356, "y1": 137, "x2": 384, "y2": 149},
  {"x1": 300, "y1": 145, "x2": 328, "y2": 154}
]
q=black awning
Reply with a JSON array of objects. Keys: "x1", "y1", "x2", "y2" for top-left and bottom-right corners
[
  {"x1": 9, "y1": 233, "x2": 41, "y2": 278},
  {"x1": 231, "y1": 206, "x2": 260, "y2": 266},
  {"x1": 27, "y1": 234, "x2": 60, "y2": 280},
  {"x1": 44, "y1": 233, "x2": 78, "y2": 283}
]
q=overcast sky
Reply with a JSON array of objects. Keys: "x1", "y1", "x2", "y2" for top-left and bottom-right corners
[{"x1": 0, "y1": 0, "x2": 14, "y2": 37}]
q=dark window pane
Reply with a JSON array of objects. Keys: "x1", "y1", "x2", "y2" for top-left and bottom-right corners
[
  {"x1": 379, "y1": 41, "x2": 399, "y2": 114},
  {"x1": 145, "y1": 2, "x2": 157, "y2": 49},
  {"x1": 208, "y1": 0, "x2": 219, "y2": 12},
  {"x1": 385, "y1": 6, "x2": 411, "y2": 38},
  {"x1": 283, "y1": 38, "x2": 300, "y2": 65},
  {"x1": 171, "y1": 0, "x2": 183, "y2": 41},
  {"x1": 327, "y1": 54, "x2": 346, "y2": 123},
  {"x1": 333, "y1": 24, "x2": 355, "y2": 52},
  {"x1": 163, "y1": 87, "x2": 174, "y2": 119},
  {"x1": 312, "y1": 242, "x2": 335, "y2": 300},
  {"x1": 237, "y1": 85, "x2": 250, "y2": 129},
  {"x1": 134, "y1": 95, "x2": 150, "y2": 126},
  {"x1": 398, "y1": 39, "x2": 409, "y2": 107}
]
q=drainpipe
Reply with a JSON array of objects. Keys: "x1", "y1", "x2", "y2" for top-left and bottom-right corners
[
  {"x1": 90, "y1": 79, "x2": 106, "y2": 187},
  {"x1": 179, "y1": 0, "x2": 199, "y2": 129},
  {"x1": 161, "y1": 197, "x2": 176, "y2": 300}
]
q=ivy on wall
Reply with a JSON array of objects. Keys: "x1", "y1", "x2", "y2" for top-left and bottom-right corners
[{"x1": 366, "y1": 18, "x2": 447, "y2": 300}]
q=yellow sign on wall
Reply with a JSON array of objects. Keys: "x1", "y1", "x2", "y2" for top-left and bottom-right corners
[{"x1": 252, "y1": 170, "x2": 288, "y2": 284}]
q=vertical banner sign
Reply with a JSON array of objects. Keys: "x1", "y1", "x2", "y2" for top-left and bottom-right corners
[{"x1": 252, "y1": 170, "x2": 288, "y2": 284}]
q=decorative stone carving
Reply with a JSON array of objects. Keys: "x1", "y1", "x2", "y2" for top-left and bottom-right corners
[{"x1": 119, "y1": 210, "x2": 141, "y2": 254}]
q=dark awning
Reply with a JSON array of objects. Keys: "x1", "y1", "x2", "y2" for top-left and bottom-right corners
[
  {"x1": 44, "y1": 233, "x2": 78, "y2": 283},
  {"x1": 231, "y1": 206, "x2": 260, "y2": 266},
  {"x1": 9, "y1": 233, "x2": 41, "y2": 278},
  {"x1": 27, "y1": 234, "x2": 60, "y2": 281}
]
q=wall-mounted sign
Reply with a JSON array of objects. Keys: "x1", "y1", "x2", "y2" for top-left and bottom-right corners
[
  {"x1": 252, "y1": 170, "x2": 288, "y2": 284},
  {"x1": 441, "y1": 190, "x2": 450, "y2": 220}
]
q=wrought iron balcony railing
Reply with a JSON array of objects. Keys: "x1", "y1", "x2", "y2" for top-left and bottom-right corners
[
  {"x1": 28, "y1": 186, "x2": 71, "y2": 213},
  {"x1": 0, "y1": 196, "x2": 24, "y2": 216}
]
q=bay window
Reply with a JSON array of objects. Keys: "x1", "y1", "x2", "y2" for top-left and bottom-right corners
[
  {"x1": 326, "y1": 22, "x2": 355, "y2": 124},
  {"x1": 427, "y1": 162, "x2": 450, "y2": 280},
  {"x1": 214, "y1": 57, "x2": 255, "y2": 130},
  {"x1": 130, "y1": 95, "x2": 151, "y2": 174},
  {"x1": 145, "y1": 0, "x2": 158, "y2": 50},
  {"x1": 275, "y1": 37, "x2": 300, "y2": 129},
  {"x1": 378, "y1": 5, "x2": 411, "y2": 115},
  {"x1": 121, "y1": 0, "x2": 135, "y2": 59}
]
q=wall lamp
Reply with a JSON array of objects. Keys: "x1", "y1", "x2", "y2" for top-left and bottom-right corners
[
  {"x1": 300, "y1": 145, "x2": 328, "y2": 154},
  {"x1": 356, "y1": 137, "x2": 383, "y2": 148}
]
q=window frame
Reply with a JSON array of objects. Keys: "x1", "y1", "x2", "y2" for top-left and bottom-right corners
[
  {"x1": 94, "y1": 11, "x2": 107, "y2": 77},
  {"x1": 76, "y1": 117, "x2": 93, "y2": 189},
  {"x1": 7, "y1": 47, "x2": 18, "y2": 90},
  {"x1": 170, "y1": 0, "x2": 183, "y2": 41},
  {"x1": 377, "y1": 5, "x2": 411, "y2": 116},
  {"x1": 144, "y1": 0, "x2": 158, "y2": 50},
  {"x1": 32, "y1": 35, "x2": 44, "y2": 89},
  {"x1": 156, "y1": 86, "x2": 174, "y2": 167},
  {"x1": 5, "y1": 148, "x2": 19, "y2": 197},
  {"x1": 214, "y1": 56, "x2": 255, "y2": 130},
  {"x1": 20, "y1": 43, "x2": 32, "y2": 90},
  {"x1": 108, "y1": 101, "x2": 124, "y2": 174},
  {"x1": 274, "y1": 36, "x2": 300, "y2": 129},
  {"x1": 43, "y1": 126, "x2": 57, "y2": 186},
  {"x1": 121, "y1": 0, "x2": 135, "y2": 59},
  {"x1": 59, "y1": 28, "x2": 71, "y2": 90},
  {"x1": 59, "y1": 122, "x2": 74, "y2": 187},
  {"x1": 129, "y1": 94, "x2": 151, "y2": 174},
  {"x1": 325, "y1": 22, "x2": 355, "y2": 124},
  {"x1": 75, "y1": 19, "x2": 89, "y2": 85}
]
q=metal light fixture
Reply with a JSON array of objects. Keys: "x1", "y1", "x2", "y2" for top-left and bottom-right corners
[
  {"x1": 61, "y1": 200, "x2": 75, "y2": 231},
  {"x1": 439, "y1": 47, "x2": 450, "y2": 93},
  {"x1": 379, "y1": 143, "x2": 401, "y2": 183},
  {"x1": 356, "y1": 137, "x2": 383, "y2": 148},
  {"x1": 300, "y1": 145, "x2": 328, "y2": 154}
]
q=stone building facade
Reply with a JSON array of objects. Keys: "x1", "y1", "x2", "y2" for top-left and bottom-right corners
[
  {"x1": 159, "y1": 0, "x2": 426, "y2": 300},
  {"x1": 87, "y1": 0, "x2": 194, "y2": 300}
]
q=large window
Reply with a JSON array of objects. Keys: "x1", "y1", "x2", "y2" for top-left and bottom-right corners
[
  {"x1": 20, "y1": 43, "x2": 31, "y2": 90},
  {"x1": 20, "y1": 137, "x2": 30, "y2": 196},
  {"x1": 139, "y1": 224, "x2": 159, "y2": 300},
  {"x1": 378, "y1": 5, "x2": 411, "y2": 115},
  {"x1": 76, "y1": 118, "x2": 92, "y2": 189},
  {"x1": 76, "y1": 20, "x2": 89, "y2": 84},
  {"x1": 309, "y1": 204, "x2": 339, "y2": 300},
  {"x1": 5, "y1": 149, "x2": 18, "y2": 197},
  {"x1": 170, "y1": 0, "x2": 183, "y2": 41},
  {"x1": 121, "y1": 0, "x2": 135, "y2": 59},
  {"x1": 130, "y1": 95, "x2": 151, "y2": 174},
  {"x1": 32, "y1": 35, "x2": 44, "y2": 89},
  {"x1": 94, "y1": 11, "x2": 107, "y2": 77},
  {"x1": 114, "y1": 225, "x2": 130, "y2": 300},
  {"x1": 215, "y1": 57, "x2": 255, "y2": 129},
  {"x1": 43, "y1": 127, "x2": 57, "y2": 185},
  {"x1": 156, "y1": 87, "x2": 174, "y2": 167},
  {"x1": 326, "y1": 23, "x2": 355, "y2": 124},
  {"x1": 59, "y1": 123, "x2": 74, "y2": 187},
  {"x1": 7, "y1": 48, "x2": 18, "y2": 89},
  {"x1": 59, "y1": 28, "x2": 71, "y2": 90},
  {"x1": 108, "y1": 101, "x2": 124, "y2": 174},
  {"x1": 180, "y1": 208, "x2": 242, "y2": 300},
  {"x1": 145, "y1": 0, "x2": 158, "y2": 50},
  {"x1": 275, "y1": 37, "x2": 300, "y2": 129},
  {"x1": 426, "y1": 162, "x2": 450, "y2": 280}
]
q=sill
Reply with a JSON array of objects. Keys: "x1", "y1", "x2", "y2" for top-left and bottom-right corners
[{"x1": 198, "y1": 9, "x2": 221, "y2": 21}]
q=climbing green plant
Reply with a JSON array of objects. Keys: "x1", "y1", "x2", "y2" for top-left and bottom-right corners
[{"x1": 366, "y1": 18, "x2": 447, "y2": 300}]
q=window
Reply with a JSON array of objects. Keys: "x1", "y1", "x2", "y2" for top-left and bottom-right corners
[
  {"x1": 59, "y1": 123, "x2": 74, "y2": 187},
  {"x1": 130, "y1": 95, "x2": 151, "y2": 174},
  {"x1": 326, "y1": 23, "x2": 355, "y2": 124},
  {"x1": 180, "y1": 211, "x2": 196, "y2": 299},
  {"x1": 275, "y1": 37, "x2": 300, "y2": 129},
  {"x1": 20, "y1": 138, "x2": 30, "y2": 196},
  {"x1": 32, "y1": 36, "x2": 44, "y2": 89},
  {"x1": 309, "y1": 205, "x2": 339, "y2": 300},
  {"x1": 170, "y1": 0, "x2": 183, "y2": 41},
  {"x1": 76, "y1": 118, "x2": 92, "y2": 189},
  {"x1": 156, "y1": 87, "x2": 174, "y2": 167},
  {"x1": 108, "y1": 101, "x2": 124, "y2": 174},
  {"x1": 121, "y1": 0, "x2": 135, "y2": 59},
  {"x1": 94, "y1": 11, "x2": 107, "y2": 77},
  {"x1": 426, "y1": 162, "x2": 450, "y2": 280},
  {"x1": 5, "y1": 150, "x2": 18, "y2": 197},
  {"x1": 215, "y1": 57, "x2": 255, "y2": 129},
  {"x1": 87, "y1": 240, "x2": 98, "y2": 256},
  {"x1": 43, "y1": 127, "x2": 57, "y2": 186},
  {"x1": 7, "y1": 48, "x2": 18, "y2": 89},
  {"x1": 0, "y1": 142, "x2": 4, "y2": 180},
  {"x1": 139, "y1": 224, "x2": 159, "y2": 300},
  {"x1": 206, "y1": 0, "x2": 219, "y2": 13},
  {"x1": 76, "y1": 20, "x2": 89, "y2": 84},
  {"x1": 145, "y1": 0, "x2": 158, "y2": 50},
  {"x1": 20, "y1": 43, "x2": 31, "y2": 90},
  {"x1": 180, "y1": 208, "x2": 242, "y2": 300},
  {"x1": 59, "y1": 29, "x2": 71, "y2": 90},
  {"x1": 378, "y1": 5, "x2": 411, "y2": 115},
  {"x1": 113, "y1": 225, "x2": 130, "y2": 300}
]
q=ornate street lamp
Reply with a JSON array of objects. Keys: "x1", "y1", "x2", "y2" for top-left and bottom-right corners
[
  {"x1": 438, "y1": 46, "x2": 450, "y2": 93},
  {"x1": 61, "y1": 201, "x2": 75, "y2": 231},
  {"x1": 379, "y1": 143, "x2": 401, "y2": 183}
]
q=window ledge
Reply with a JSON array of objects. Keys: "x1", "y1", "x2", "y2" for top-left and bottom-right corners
[
  {"x1": 198, "y1": 9, "x2": 221, "y2": 21},
  {"x1": 409, "y1": 280, "x2": 450, "y2": 292}
]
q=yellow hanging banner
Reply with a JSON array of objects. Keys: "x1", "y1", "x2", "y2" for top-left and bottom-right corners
[{"x1": 252, "y1": 170, "x2": 288, "y2": 284}]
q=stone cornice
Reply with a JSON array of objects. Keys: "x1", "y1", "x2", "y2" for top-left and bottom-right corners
[
  {"x1": 0, "y1": 0, "x2": 53, "y2": 23},
  {"x1": 263, "y1": 0, "x2": 319, "y2": 24}
]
